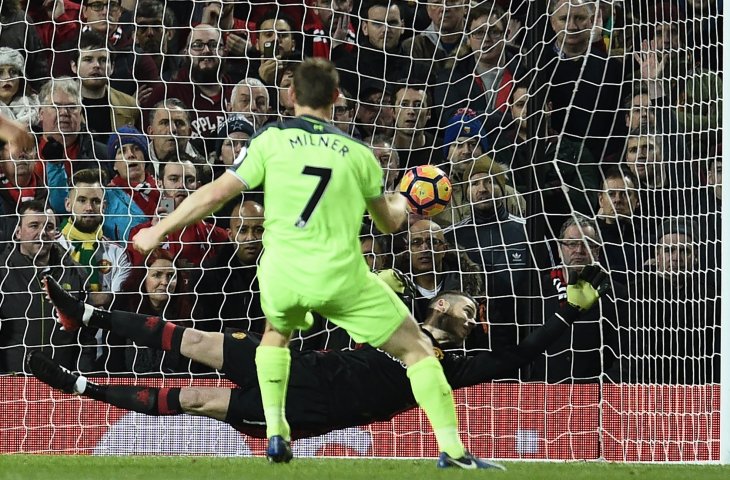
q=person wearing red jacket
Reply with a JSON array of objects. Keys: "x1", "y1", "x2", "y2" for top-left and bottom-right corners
[
  {"x1": 303, "y1": 0, "x2": 356, "y2": 60},
  {"x1": 24, "y1": 0, "x2": 81, "y2": 51},
  {"x1": 126, "y1": 158, "x2": 228, "y2": 268}
]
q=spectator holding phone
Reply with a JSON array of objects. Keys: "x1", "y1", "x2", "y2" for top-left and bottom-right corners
[{"x1": 252, "y1": 11, "x2": 301, "y2": 86}]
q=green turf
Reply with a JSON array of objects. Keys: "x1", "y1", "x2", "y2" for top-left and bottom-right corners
[{"x1": 0, "y1": 455, "x2": 728, "y2": 480}]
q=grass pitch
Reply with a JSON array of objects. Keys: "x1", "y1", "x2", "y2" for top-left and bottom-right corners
[{"x1": 0, "y1": 455, "x2": 728, "y2": 480}]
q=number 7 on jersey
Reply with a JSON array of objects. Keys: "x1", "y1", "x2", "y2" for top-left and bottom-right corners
[{"x1": 295, "y1": 166, "x2": 332, "y2": 228}]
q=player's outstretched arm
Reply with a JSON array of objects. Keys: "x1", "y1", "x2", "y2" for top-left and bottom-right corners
[
  {"x1": 133, "y1": 173, "x2": 245, "y2": 254},
  {"x1": 366, "y1": 193, "x2": 408, "y2": 234},
  {"x1": 451, "y1": 266, "x2": 612, "y2": 386},
  {"x1": 509, "y1": 265, "x2": 611, "y2": 359}
]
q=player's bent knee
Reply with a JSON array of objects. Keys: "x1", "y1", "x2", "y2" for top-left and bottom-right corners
[
  {"x1": 181, "y1": 329, "x2": 215, "y2": 354},
  {"x1": 180, "y1": 388, "x2": 207, "y2": 413},
  {"x1": 182, "y1": 329, "x2": 208, "y2": 347},
  {"x1": 180, "y1": 330, "x2": 225, "y2": 369},
  {"x1": 180, "y1": 388, "x2": 230, "y2": 420}
]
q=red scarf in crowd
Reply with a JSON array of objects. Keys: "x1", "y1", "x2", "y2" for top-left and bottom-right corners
[
  {"x1": 550, "y1": 267, "x2": 569, "y2": 307},
  {"x1": 108, "y1": 173, "x2": 160, "y2": 216},
  {"x1": 0, "y1": 172, "x2": 39, "y2": 204}
]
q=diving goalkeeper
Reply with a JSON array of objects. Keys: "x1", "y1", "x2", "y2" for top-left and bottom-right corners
[
  {"x1": 132, "y1": 57, "x2": 486, "y2": 468},
  {"x1": 30, "y1": 268, "x2": 608, "y2": 455}
]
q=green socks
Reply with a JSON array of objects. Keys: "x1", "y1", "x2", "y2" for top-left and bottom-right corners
[
  {"x1": 255, "y1": 346, "x2": 292, "y2": 441},
  {"x1": 407, "y1": 356, "x2": 465, "y2": 459},
  {"x1": 255, "y1": 347, "x2": 463, "y2": 455}
]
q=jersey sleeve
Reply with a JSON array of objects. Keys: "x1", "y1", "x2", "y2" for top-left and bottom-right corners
[
  {"x1": 360, "y1": 148, "x2": 384, "y2": 200},
  {"x1": 443, "y1": 306, "x2": 580, "y2": 389},
  {"x1": 228, "y1": 131, "x2": 268, "y2": 189}
]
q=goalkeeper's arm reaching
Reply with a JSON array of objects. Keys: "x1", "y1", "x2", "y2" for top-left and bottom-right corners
[{"x1": 414, "y1": 265, "x2": 613, "y2": 387}]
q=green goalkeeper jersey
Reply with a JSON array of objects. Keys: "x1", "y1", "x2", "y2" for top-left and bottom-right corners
[{"x1": 229, "y1": 114, "x2": 383, "y2": 298}]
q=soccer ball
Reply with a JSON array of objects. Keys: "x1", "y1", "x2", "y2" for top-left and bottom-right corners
[{"x1": 399, "y1": 165, "x2": 452, "y2": 216}]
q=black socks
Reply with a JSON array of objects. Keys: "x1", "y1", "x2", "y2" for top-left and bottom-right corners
[
  {"x1": 84, "y1": 383, "x2": 183, "y2": 416},
  {"x1": 101, "y1": 311, "x2": 186, "y2": 353}
]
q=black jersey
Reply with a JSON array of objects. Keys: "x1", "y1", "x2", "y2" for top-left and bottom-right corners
[{"x1": 222, "y1": 306, "x2": 581, "y2": 439}]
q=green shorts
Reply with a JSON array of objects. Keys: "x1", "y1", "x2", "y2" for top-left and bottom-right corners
[{"x1": 259, "y1": 270, "x2": 410, "y2": 347}]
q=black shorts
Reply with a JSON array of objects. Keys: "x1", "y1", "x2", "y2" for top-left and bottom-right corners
[
  {"x1": 221, "y1": 330, "x2": 260, "y2": 388},
  {"x1": 225, "y1": 388, "x2": 334, "y2": 440},
  {"x1": 221, "y1": 330, "x2": 332, "y2": 439}
]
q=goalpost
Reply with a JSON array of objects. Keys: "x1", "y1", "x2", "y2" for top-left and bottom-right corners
[
  {"x1": 0, "y1": 0, "x2": 726, "y2": 463},
  {"x1": 721, "y1": 0, "x2": 729, "y2": 465}
]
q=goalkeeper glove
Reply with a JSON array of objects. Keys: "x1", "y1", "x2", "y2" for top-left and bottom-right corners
[
  {"x1": 566, "y1": 265, "x2": 611, "y2": 311},
  {"x1": 376, "y1": 268, "x2": 417, "y2": 299}
]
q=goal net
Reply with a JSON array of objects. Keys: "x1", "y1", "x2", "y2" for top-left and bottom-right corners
[{"x1": 0, "y1": 0, "x2": 724, "y2": 462}]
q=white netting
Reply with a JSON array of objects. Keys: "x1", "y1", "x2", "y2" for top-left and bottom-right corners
[{"x1": 0, "y1": 0, "x2": 723, "y2": 461}]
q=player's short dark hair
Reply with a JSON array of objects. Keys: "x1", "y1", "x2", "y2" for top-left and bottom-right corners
[
  {"x1": 135, "y1": 0, "x2": 177, "y2": 28},
  {"x1": 71, "y1": 168, "x2": 108, "y2": 187},
  {"x1": 428, "y1": 290, "x2": 476, "y2": 311},
  {"x1": 18, "y1": 199, "x2": 47, "y2": 216},
  {"x1": 621, "y1": 84, "x2": 651, "y2": 110},
  {"x1": 601, "y1": 166, "x2": 638, "y2": 191},
  {"x1": 467, "y1": 2, "x2": 506, "y2": 30},
  {"x1": 293, "y1": 58, "x2": 339, "y2": 110},
  {"x1": 256, "y1": 9, "x2": 297, "y2": 31}
]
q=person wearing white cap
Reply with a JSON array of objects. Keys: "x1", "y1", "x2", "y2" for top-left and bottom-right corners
[{"x1": 0, "y1": 47, "x2": 40, "y2": 125}]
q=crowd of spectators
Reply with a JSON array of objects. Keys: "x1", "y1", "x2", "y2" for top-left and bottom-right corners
[{"x1": 0, "y1": 0, "x2": 721, "y2": 385}]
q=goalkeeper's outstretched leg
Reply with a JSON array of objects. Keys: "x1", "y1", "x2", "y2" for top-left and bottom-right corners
[
  {"x1": 39, "y1": 275, "x2": 237, "y2": 421},
  {"x1": 42, "y1": 275, "x2": 225, "y2": 369},
  {"x1": 26, "y1": 350, "x2": 231, "y2": 421}
]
